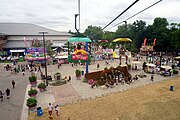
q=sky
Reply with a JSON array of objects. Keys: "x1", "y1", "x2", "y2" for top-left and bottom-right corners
[{"x1": 0, "y1": 0, "x2": 180, "y2": 32}]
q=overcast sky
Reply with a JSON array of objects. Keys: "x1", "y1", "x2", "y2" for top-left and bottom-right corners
[{"x1": 0, "y1": 0, "x2": 180, "y2": 32}]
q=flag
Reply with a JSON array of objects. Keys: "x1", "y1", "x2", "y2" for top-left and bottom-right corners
[
  {"x1": 143, "y1": 38, "x2": 147, "y2": 46},
  {"x1": 23, "y1": 37, "x2": 28, "y2": 47},
  {"x1": 153, "y1": 38, "x2": 156, "y2": 46}
]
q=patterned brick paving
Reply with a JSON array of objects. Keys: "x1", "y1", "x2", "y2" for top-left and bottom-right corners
[{"x1": 51, "y1": 84, "x2": 81, "y2": 105}]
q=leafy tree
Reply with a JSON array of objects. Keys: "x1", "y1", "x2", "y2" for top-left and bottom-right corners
[
  {"x1": 84, "y1": 25, "x2": 103, "y2": 40},
  {"x1": 130, "y1": 20, "x2": 146, "y2": 49},
  {"x1": 148, "y1": 17, "x2": 169, "y2": 51},
  {"x1": 170, "y1": 29, "x2": 180, "y2": 49},
  {"x1": 102, "y1": 31, "x2": 115, "y2": 42}
]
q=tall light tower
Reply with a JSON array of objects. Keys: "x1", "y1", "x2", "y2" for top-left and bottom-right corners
[{"x1": 38, "y1": 31, "x2": 48, "y2": 86}]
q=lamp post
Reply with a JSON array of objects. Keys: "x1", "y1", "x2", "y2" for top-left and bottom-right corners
[{"x1": 38, "y1": 32, "x2": 48, "y2": 86}]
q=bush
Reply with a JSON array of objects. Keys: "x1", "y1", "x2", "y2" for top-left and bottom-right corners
[
  {"x1": 29, "y1": 76, "x2": 37, "y2": 83},
  {"x1": 173, "y1": 69, "x2": 178, "y2": 74},
  {"x1": 28, "y1": 88, "x2": 38, "y2": 96},
  {"x1": 38, "y1": 83, "x2": 46, "y2": 89},
  {"x1": 104, "y1": 67, "x2": 108, "y2": 70},
  {"x1": 75, "y1": 69, "x2": 81, "y2": 77},
  {"x1": 109, "y1": 66, "x2": 114, "y2": 70},
  {"x1": 82, "y1": 78, "x2": 88, "y2": 83},
  {"x1": 26, "y1": 97, "x2": 37, "y2": 107},
  {"x1": 54, "y1": 72, "x2": 61, "y2": 75}
]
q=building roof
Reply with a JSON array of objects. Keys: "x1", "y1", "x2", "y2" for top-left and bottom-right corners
[{"x1": 0, "y1": 23, "x2": 71, "y2": 36}]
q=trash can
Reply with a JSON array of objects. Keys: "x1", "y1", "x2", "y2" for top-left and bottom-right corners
[
  {"x1": 81, "y1": 71, "x2": 84, "y2": 76},
  {"x1": 37, "y1": 107, "x2": 43, "y2": 116},
  {"x1": 170, "y1": 86, "x2": 174, "y2": 91}
]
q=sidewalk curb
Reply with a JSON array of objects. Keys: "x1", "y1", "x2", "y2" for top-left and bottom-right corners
[{"x1": 20, "y1": 84, "x2": 30, "y2": 120}]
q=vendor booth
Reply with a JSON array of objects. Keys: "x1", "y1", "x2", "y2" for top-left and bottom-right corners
[
  {"x1": 145, "y1": 63, "x2": 156, "y2": 73},
  {"x1": 131, "y1": 61, "x2": 141, "y2": 70}
]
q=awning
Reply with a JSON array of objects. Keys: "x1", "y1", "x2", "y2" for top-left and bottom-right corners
[
  {"x1": 55, "y1": 56, "x2": 68, "y2": 59},
  {"x1": 10, "y1": 50, "x2": 25, "y2": 52},
  {"x1": 131, "y1": 61, "x2": 141, "y2": 64},
  {"x1": 146, "y1": 63, "x2": 156, "y2": 67},
  {"x1": 160, "y1": 66, "x2": 172, "y2": 70},
  {"x1": 174, "y1": 56, "x2": 180, "y2": 60}
]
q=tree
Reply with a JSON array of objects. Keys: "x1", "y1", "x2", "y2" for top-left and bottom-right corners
[
  {"x1": 84, "y1": 25, "x2": 103, "y2": 40},
  {"x1": 170, "y1": 29, "x2": 180, "y2": 49},
  {"x1": 102, "y1": 31, "x2": 115, "y2": 42},
  {"x1": 149, "y1": 17, "x2": 169, "y2": 52},
  {"x1": 130, "y1": 20, "x2": 147, "y2": 49}
]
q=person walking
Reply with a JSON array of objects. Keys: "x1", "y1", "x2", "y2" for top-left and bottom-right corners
[
  {"x1": 12, "y1": 80, "x2": 15, "y2": 88},
  {"x1": 55, "y1": 105, "x2": 60, "y2": 118},
  {"x1": 97, "y1": 63, "x2": 100, "y2": 70},
  {"x1": 0, "y1": 91, "x2": 3, "y2": 102},
  {"x1": 5, "y1": 88, "x2": 10, "y2": 99},
  {"x1": 48, "y1": 103, "x2": 53, "y2": 117},
  {"x1": 150, "y1": 75, "x2": 154, "y2": 81}
]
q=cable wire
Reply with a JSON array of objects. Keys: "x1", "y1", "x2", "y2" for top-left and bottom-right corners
[{"x1": 106, "y1": 0, "x2": 162, "y2": 31}]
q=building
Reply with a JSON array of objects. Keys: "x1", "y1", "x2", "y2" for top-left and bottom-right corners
[{"x1": 0, "y1": 23, "x2": 72, "y2": 53}]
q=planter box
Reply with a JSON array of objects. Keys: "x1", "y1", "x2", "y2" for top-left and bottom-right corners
[
  {"x1": 39, "y1": 88, "x2": 46, "y2": 92},
  {"x1": 30, "y1": 82, "x2": 37, "y2": 87},
  {"x1": 29, "y1": 94, "x2": 37, "y2": 98},
  {"x1": 27, "y1": 105, "x2": 37, "y2": 111},
  {"x1": 76, "y1": 76, "x2": 81, "y2": 80}
]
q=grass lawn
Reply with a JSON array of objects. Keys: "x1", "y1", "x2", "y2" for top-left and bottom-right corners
[{"x1": 28, "y1": 76, "x2": 180, "y2": 120}]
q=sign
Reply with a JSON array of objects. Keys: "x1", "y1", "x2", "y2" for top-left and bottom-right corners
[
  {"x1": 25, "y1": 47, "x2": 48, "y2": 61},
  {"x1": 68, "y1": 49, "x2": 90, "y2": 62},
  {"x1": 72, "y1": 54, "x2": 88, "y2": 60}
]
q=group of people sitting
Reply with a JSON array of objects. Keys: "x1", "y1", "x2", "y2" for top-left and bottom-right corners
[{"x1": 91, "y1": 70, "x2": 138, "y2": 89}]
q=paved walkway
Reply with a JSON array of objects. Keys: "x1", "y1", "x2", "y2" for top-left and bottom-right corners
[{"x1": 20, "y1": 58, "x2": 179, "y2": 120}]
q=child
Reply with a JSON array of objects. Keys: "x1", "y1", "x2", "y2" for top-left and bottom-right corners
[
  {"x1": 55, "y1": 105, "x2": 60, "y2": 117},
  {"x1": 150, "y1": 75, "x2": 154, "y2": 81},
  {"x1": 48, "y1": 103, "x2": 53, "y2": 117}
]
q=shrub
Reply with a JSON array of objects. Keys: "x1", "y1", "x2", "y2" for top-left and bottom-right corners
[
  {"x1": 26, "y1": 97, "x2": 37, "y2": 107},
  {"x1": 104, "y1": 67, "x2": 108, "y2": 70},
  {"x1": 29, "y1": 76, "x2": 37, "y2": 83},
  {"x1": 54, "y1": 72, "x2": 61, "y2": 75},
  {"x1": 109, "y1": 66, "x2": 114, "y2": 70},
  {"x1": 173, "y1": 69, "x2": 178, "y2": 74},
  {"x1": 28, "y1": 88, "x2": 38, "y2": 96},
  {"x1": 82, "y1": 78, "x2": 88, "y2": 83},
  {"x1": 38, "y1": 83, "x2": 46, "y2": 89},
  {"x1": 75, "y1": 69, "x2": 81, "y2": 77}
]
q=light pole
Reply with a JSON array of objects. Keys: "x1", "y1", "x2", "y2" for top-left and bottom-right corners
[{"x1": 38, "y1": 32, "x2": 48, "y2": 86}]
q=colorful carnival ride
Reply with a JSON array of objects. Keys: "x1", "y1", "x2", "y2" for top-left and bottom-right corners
[
  {"x1": 112, "y1": 38, "x2": 132, "y2": 65},
  {"x1": 140, "y1": 38, "x2": 156, "y2": 55}
]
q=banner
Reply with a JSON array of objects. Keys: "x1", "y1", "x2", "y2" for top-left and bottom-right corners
[{"x1": 68, "y1": 49, "x2": 91, "y2": 62}]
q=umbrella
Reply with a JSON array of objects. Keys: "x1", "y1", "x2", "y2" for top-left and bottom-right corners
[
  {"x1": 68, "y1": 33, "x2": 92, "y2": 43},
  {"x1": 98, "y1": 40, "x2": 109, "y2": 42},
  {"x1": 112, "y1": 38, "x2": 132, "y2": 43}
]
